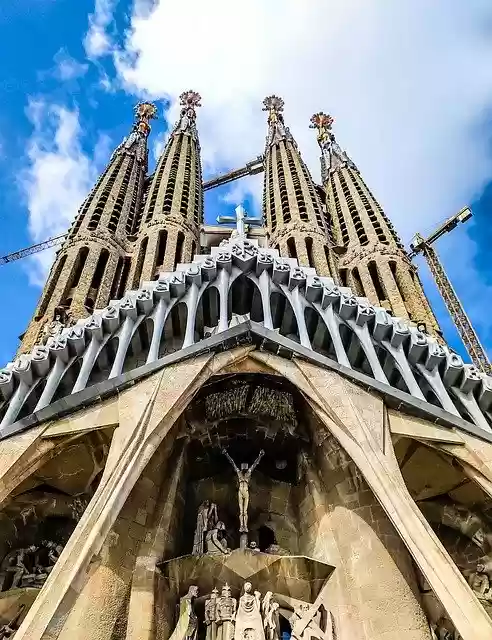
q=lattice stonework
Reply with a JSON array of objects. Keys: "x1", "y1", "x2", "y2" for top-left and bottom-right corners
[{"x1": 0, "y1": 234, "x2": 491, "y2": 435}]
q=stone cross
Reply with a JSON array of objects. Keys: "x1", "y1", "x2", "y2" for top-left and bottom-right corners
[{"x1": 217, "y1": 205, "x2": 262, "y2": 238}]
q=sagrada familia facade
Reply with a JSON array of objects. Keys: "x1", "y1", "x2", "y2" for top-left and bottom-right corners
[{"x1": 0, "y1": 91, "x2": 490, "y2": 640}]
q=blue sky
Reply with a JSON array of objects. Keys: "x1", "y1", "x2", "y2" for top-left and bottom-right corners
[{"x1": 0, "y1": 0, "x2": 491, "y2": 367}]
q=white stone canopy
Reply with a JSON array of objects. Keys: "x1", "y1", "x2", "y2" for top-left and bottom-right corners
[{"x1": 1, "y1": 236, "x2": 491, "y2": 436}]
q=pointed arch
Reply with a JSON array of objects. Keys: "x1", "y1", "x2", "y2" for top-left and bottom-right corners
[
  {"x1": 229, "y1": 275, "x2": 264, "y2": 322},
  {"x1": 338, "y1": 322, "x2": 373, "y2": 377},
  {"x1": 123, "y1": 317, "x2": 154, "y2": 373},
  {"x1": 304, "y1": 307, "x2": 336, "y2": 360},
  {"x1": 51, "y1": 358, "x2": 83, "y2": 403},
  {"x1": 87, "y1": 337, "x2": 119, "y2": 387},
  {"x1": 270, "y1": 292, "x2": 298, "y2": 341},
  {"x1": 195, "y1": 286, "x2": 220, "y2": 340},
  {"x1": 160, "y1": 302, "x2": 187, "y2": 357}
]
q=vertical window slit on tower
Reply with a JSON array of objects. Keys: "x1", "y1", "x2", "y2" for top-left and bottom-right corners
[
  {"x1": 156, "y1": 229, "x2": 168, "y2": 271},
  {"x1": 389, "y1": 260, "x2": 407, "y2": 301},
  {"x1": 368, "y1": 261, "x2": 387, "y2": 303},
  {"x1": 338, "y1": 172, "x2": 368, "y2": 245},
  {"x1": 305, "y1": 237, "x2": 314, "y2": 268},
  {"x1": 174, "y1": 231, "x2": 185, "y2": 268},
  {"x1": 287, "y1": 237, "x2": 297, "y2": 260},
  {"x1": 114, "y1": 257, "x2": 131, "y2": 300},
  {"x1": 351, "y1": 267, "x2": 364, "y2": 297},
  {"x1": 132, "y1": 237, "x2": 148, "y2": 289},
  {"x1": 90, "y1": 249, "x2": 110, "y2": 292},
  {"x1": 35, "y1": 254, "x2": 68, "y2": 319},
  {"x1": 60, "y1": 246, "x2": 89, "y2": 306}
]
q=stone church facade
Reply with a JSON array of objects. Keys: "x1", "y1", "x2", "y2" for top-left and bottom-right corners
[{"x1": 0, "y1": 93, "x2": 490, "y2": 639}]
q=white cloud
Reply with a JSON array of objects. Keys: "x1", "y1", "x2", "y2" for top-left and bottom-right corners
[
  {"x1": 85, "y1": 0, "x2": 117, "y2": 59},
  {"x1": 19, "y1": 101, "x2": 108, "y2": 286},
  {"x1": 112, "y1": 1, "x2": 492, "y2": 236},
  {"x1": 109, "y1": 0, "x2": 492, "y2": 352},
  {"x1": 52, "y1": 49, "x2": 88, "y2": 82}
]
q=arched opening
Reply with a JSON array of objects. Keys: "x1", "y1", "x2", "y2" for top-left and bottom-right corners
[
  {"x1": 175, "y1": 231, "x2": 185, "y2": 268},
  {"x1": 258, "y1": 525, "x2": 276, "y2": 551},
  {"x1": 305, "y1": 237, "x2": 314, "y2": 268},
  {"x1": 196, "y1": 287, "x2": 220, "y2": 339},
  {"x1": 270, "y1": 292, "x2": 298, "y2": 341},
  {"x1": 339, "y1": 268, "x2": 348, "y2": 287},
  {"x1": 86, "y1": 337, "x2": 119, "y2": 387},
  {"x1": 155, "y1": 229, "x2": 168, "y2": 273},
  {"x1": 373, "y1": 344, "x2": 410, "y2": 393},
  {"x1": 132, "y1": 237, "x2": 148, "y2": 289},
  {"x1": 286, "y1": 237, "x2": 297, "y2": 260},
  {"x1": 110, "y1": 256, "x2": 131, "y2": 301},
  {"x1": 229, "y1": 276, "x2": 264, "y2": 323},
  {"x1": 61, "y1": 246, "x2": 89, "y2": 305},
  {"x1": 16, "y1": 379, "x2": 47, "y2": 421},
  {"x1": 159, "y1": 303, "x2": 187, "y2": 357},
  {"x1": 351, "y1": 267, "x2": 364, "y2": 297},
  {"x1": 123, "y1": 318, "x2": 153, "y2": 373},
  {"x1": 51, "y1": 358, "x2": 83, "y2": 403},
  {"x1": 90, "y1": 249, "x2": 109, "y2": 292},
  {"x1": 368, "y1": 261, "x2": 386, "y2": 304},
  {"x1": 339, "y1": 323, "x2": 373, "y2": 377},
  {"x1": 304, "y1": 307, "x2": 336, "y2": 360}
]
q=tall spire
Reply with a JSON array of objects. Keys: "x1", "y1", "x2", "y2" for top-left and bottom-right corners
[
  {"x1": 311, "y1": 111, "x2": 439, "y2": 334},
  {"x1": 128, "y1": 90, "x2": 204, "y2": 287},
  {"x1": 261, "y1": 96, "x2": 334, "y2": 276},
  {"x1": 18, "y1": 103, "x2": 157, "y2": 353}
]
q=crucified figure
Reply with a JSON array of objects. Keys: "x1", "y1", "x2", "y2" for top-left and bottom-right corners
[{"x1": 222, "y1": 448, "x2": 265, "y2": 532}]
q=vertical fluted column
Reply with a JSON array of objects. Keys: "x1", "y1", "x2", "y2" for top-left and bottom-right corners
[
  {"x1": 311, "y1": 111, "x2": 440, "y2": 333},
  {"x1": 18, "y1": 103, "x2": 156, "y2": 354},
  {"x1": 131, "y1": 91, "x2": 203, "y2": 286},
  {"x1": 261, "y1": 96, "x2": 334, "y2": 276}
]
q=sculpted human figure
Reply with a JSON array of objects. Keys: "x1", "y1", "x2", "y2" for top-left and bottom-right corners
[
  {"x1": 222, "y1": 449, "x2": 265, "y2": 532},
  {"x1": 467, "y1": 562, "x2": 492, "y2": 601},
  {"x1": 234, "y1": 582, "x2": 265, "y2": 640},
  {"x1": 264, "y1": 602, "x2": 280, "y2": 640},
  {"x1": 216, "y1": 583, "x2": 237, "y2": 640},
  {"x1": 205, "y1": 588, "x2": 219, "y2": 640},
  {"x1": 169, "y1": 586, "x2": 199, "y2": 640},
  {"x1": 193, "y1": 500, "x2": 218, "y2": 555},
  {"x1": 206, "y1": 521, "x2": 230, "y2": 554}
]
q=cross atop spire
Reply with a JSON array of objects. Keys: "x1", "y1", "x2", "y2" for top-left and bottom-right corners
[
  {"x1": 262, "y1": 95, "x2": 294, "y2": 148},
  {"x1": 310, "y1": 111, "x2": 356, "y2": 180}
]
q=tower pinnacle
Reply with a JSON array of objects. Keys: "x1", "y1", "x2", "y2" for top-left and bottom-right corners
[
  {"x1": 172, "y1": 90, "x2": 202, "y2": 139},
  {"x1": 310, "y1": 112, "x2": 356, "y2": 181},
  {"x1": 134, "y1": 102, "x2": 158, "y2": 137},
  {"x1": 262, "y1": 95, "x2": 294, "y2": 148}
]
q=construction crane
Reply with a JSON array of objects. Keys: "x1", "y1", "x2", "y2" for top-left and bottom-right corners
[
  {"x1": 409, "y1": 206, "x2": 491, "y2": 375},
  {"x1": 0, "y1": 156, "x2": 266, "y2": 265}
]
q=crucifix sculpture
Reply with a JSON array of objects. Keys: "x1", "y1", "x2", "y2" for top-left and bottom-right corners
[
  {"x1": 222, "y1": 448, "x2": 265, "y2": 545},
  {"x1": 217, "y1": 204, "x2": 262, "y2": 238}
]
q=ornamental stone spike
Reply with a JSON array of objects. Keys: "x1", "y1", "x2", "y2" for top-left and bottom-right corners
[{"x1": 134, "y1": 102, "x2": 158, "y2": 137}]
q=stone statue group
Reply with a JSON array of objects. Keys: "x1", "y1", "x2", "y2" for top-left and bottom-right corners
[
  {"x1": 170, "y1": 582, "x2": 282, "y2": 640},
  {"x1": 0, "y1": 540, "x2": 63, "y2": 592},
  {"x1": 170, "y1": 583, "x2": 333, "y2": 640}
]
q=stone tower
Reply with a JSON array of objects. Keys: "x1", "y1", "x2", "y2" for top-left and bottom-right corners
[
  {"x1": 262, "y1": 96, "x2": 334, "y2": 276},
  {"x1": 128, "y1": 90, "x2": 204, "y2": 287},
  {"x1": 0, "y1": 94, "x2": 491, "y2": 640},
  {"x1": 310, "y1": 112, "x2": 439, "y2": 335},
  {"x1": 19, "y1": 102, "x2": 157, "y2": 354}
]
